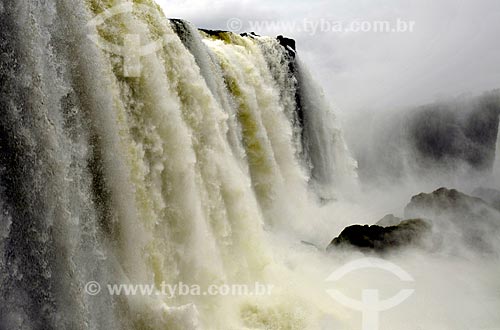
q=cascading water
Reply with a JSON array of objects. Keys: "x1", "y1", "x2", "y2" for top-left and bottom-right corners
[
  {"x1": 0, "y1": 1, "x2": 357, "y2": 329},
  {"x1": 294, "y1": 61, "x2": 358, "y2": 199}
]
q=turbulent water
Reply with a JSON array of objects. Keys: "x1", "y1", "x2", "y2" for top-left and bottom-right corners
[{"x1": 0, "y1": 1, "x2": 358, "y2": 329}]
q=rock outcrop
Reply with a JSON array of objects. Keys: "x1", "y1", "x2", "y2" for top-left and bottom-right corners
[
  {"x1": 327, "y1": 219, "x2": 431, "y2": 252},
  {"x1": 277, "y1": 35, "x2": 296, "y2": 57},
  {"x1": 328, "y1": 187, "x2": 500, "y2": 254},
  {"x1": 405, "y1": 187, "x2": 498, "y2": 220},
  {"x1": 405, "y1": 187, "x2": 500, "y2": 253}
]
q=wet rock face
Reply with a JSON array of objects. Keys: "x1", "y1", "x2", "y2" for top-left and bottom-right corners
[
  {"x1": 327, "y1": 219, "x2": 431, "y2": 253},
  {"x1": 277, "y1": 35, "x2": 296, "y2": 57}
]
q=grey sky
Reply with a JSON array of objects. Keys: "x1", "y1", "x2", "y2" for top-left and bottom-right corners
[{"x1": 157, "y1": 0, "x2": 500, "y2": 115}]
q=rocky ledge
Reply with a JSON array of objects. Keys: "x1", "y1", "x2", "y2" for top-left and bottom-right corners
[
  {"x1": 327, "y1": 219, "x2": 431, "y2": 253},
  {"x1": 328, "y1": 187, "x2": 500, "y2": 254}
]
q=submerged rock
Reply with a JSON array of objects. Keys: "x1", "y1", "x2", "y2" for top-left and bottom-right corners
[{"x1": 327, "y1": 219, "x2": 431, "y2": 252}]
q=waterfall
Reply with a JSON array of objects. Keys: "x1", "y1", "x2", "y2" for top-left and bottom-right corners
[
  {"x1": 295, "y1": 61, "x2": 359, "y2": 199},
  {"x1": 0, "y1": 1, "x2": 357, "y2": 329}
]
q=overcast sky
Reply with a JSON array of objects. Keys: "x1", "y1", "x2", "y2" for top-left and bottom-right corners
[{"x1": 157, "y1": 0, "x2": 500, "y2": 116}]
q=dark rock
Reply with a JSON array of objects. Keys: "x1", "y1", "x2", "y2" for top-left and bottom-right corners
[
  {"x1": 329, "y1": 188, "x2": 500, "y2": 255},
  {"x1": 277, "y1": 35, "x2": 296, "y2": 57},
  {"x1": 198, "y1": 28, "x2": 230, "y2": 37},
  {"x1": 240, "y1": 32, "x2": 260, "y2": 38},
  {"x1": 405, "y1": 187, "x2": 500, "y2": 253},
  {"x1": 327, "y1": 219, "x2": 431, "y2": 252},
  {"x1": 471, "y1": 187, "x2": 500, "y2": 211},
  {"x1": 376, "y1": 214, "x2": 403, "y2": 227}
]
